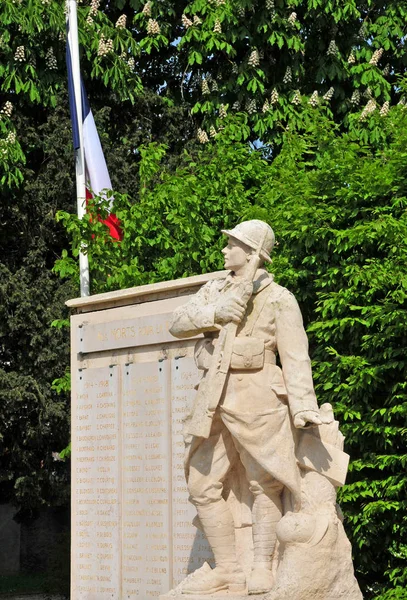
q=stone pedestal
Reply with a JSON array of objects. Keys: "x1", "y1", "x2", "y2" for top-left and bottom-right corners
[{"x1": 69, "y1": 272, "x2": 226, "y2": 600}]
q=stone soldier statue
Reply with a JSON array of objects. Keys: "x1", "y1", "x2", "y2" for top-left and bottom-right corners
[{"x1": 169, "y1": 220, "x2": 322, "y2": 596}]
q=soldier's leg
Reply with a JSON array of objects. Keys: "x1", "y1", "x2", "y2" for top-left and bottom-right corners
[
  {"x1": 183, "y1": 411, "x2": 245, "y2": 595},
  {"x1": 235, "y1": 445, "x2": 284, "y2": 594}
]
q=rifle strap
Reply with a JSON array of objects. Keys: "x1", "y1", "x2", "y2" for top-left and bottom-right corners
[{"x1": 241, "y1": 280, "x2": 275, "y2": 337}]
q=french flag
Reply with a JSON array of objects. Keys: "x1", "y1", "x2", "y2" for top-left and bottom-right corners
[{"x1": 66, "y1": 18, "x2": 121, "y2": 241}]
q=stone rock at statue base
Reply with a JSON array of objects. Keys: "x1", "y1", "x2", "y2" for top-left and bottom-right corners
[{"x1": 264, "y1": 526, "x2": 363, "y2": 600}]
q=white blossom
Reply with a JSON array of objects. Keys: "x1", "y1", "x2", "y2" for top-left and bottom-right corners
[
  {"x1": 202, "y1": 79, "x2": 210, "y2": 95},
  {"x1": 327, "y1": 40, "x2": 338, "y2": 56},
  {"x1": 232, "y1": 100, "x2": 240, "y2": 111},
  {"x1": 248, "y1": 49, "x2": 260, "y2": 68},
  {"x1": 45, "y1": 47, "x2": 57, "y2": 70},
  {"x1": 147, "y1": 18, "x2": 160, "y2": 35},
  {"x1": 14, "y1": 46, "x2": 25, "y2": 62},
  {"x1": 369, "y1": 48, "x2": 383, "y2": 66},
  {"x1": 209, "y1": 125, "x2": 217, "y2": 137},
  {"x1": 359, "y1": 99, "x2": 376, "y2": 121},
  {"x1": 98, "y1": 35, "x2": 114, "y2": 56},
  {"x1": 6, "y1": 131, "x2": 16, "y2": 144},
  {"x1": 323, "y1": 87, "x2": 334, "y2": 101},
  {"x1": 291, "y1": 90, "x2": 301, "y2": 105},
  {"x1": 288, "y1": 12, "x2": 297, "y2": 26},
  {"x1": 197, "y1": 128, "x2": 209, "y2": 143},
  {"x1": 193, "y1": 15, "x2": 202, "y2": 25},
  {"x1": 89, "y1": 0, "x2": 100, "y2": 17},
  {"x1": 270, "y1": 88, "x2": 279, "y2": 105},
  {"x1": 219, "y1": 104, "x2": 227, "y2": 119},
  {"x1": 246, "y1": 99, "x2": 257, "y2": 114},
  {"x1": 1, "y1": 101, "x2": 13, "y2": 118},
  {"x1": 308, "y1": 91, "x2": 319, "y2": 107},
  {"x1": 262, "y1": 99, "x2": 270, "y2": 113},
  {"x1": 350, "y1": 90, "x2": 360, "y2": 105},
  {"x1": 379, "y1": 101, "x2": 389, "y2": 116},
  {"x1": 213, "y1": 19, "x2": 222, "y2": 34},
  {"x1": 266, "y1": 0, "x2": 274, "y2": 9},
  {"x1": 283, "y1": 66, "x2": 292, "y2": 84},
  {"x1": 358, "y1": 24, "x2": 367, "y2": 40},
  {"x1": 115, "y1": 14, "x2": 127, "y2": 29},
  {"x1": 347, "y1": 51, "x2": 355, "y2": 64},
  {"x1": 382, "y1": 63, "x2": 390, "y2": 77},
  {"x1": 142, "y1": 1, "x2": 152, "y2": 16},
  {"x1": 182, "y1": 14, "x2": 193, "y2": 28}
]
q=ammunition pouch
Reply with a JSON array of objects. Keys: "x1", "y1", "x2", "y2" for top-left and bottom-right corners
[
  {"x1": 230, "y1": 337, "x2": 265, "y2": 370},
  {"x1": 195, "y1": 336, "x2": 275, "y2": 372}
]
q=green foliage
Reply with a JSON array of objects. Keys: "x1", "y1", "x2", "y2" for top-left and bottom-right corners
[
  {"x1": 176, "y1": 0, "x2": 406, "y2": 142},
  {"x1": 1, "y1": 0, "x2": 406, "y2": 176},
  {"x1": 260, "y1": 106, "x2": 407, "y2": 598}
]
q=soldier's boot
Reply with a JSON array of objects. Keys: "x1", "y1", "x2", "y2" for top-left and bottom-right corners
[
  {"x1": 248, "y1": 492, "x2": 282, "y2": 595},
  {"x1": 182, "y1": 500, "x2": 246, "y2": 595}
]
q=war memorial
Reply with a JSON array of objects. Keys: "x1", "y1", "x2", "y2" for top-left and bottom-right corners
[{"x1": 68, "y1": 220, "x2": 363, "y2": 599}]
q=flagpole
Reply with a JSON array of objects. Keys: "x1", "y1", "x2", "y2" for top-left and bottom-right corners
[{"x1": 67, "y1": 0, "x2": 90, "y2": 297}]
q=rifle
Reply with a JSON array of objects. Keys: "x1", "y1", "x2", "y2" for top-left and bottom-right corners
[{"x1": 186, "y1": 231, "x2": 268, "y2": 439}]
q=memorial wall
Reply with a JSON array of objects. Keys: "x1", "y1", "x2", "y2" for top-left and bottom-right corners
[{"x1": 68, "y1": 273, "x2": 225, "y2": 600}]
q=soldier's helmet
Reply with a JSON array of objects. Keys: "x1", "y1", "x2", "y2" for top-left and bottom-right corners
[{"x1": 221, "y1": 220, "x2": 275, "y2": 263}]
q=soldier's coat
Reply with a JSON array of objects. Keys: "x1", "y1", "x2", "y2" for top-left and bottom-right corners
[{"x1": 170, "y1": 269, "x2": 320, "y2": 518}]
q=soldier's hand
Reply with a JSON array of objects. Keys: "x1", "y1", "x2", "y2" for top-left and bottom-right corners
[
  {"x1": 293, "y1": 410, "x2": 322, "y2": 429},
  {"x1": 215, "y1": 296, "x2": 247, "y2": 325}
]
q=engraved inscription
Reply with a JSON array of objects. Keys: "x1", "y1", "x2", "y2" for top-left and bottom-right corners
[
  {"x1": 79, "y1": 314, "x2": 180, "y2": 354},
  {"x1": 73, "y1": 366, "x2": 120, "y2": 600},
  {"x1": 72, "y1": 308, "x2": 217, "y2": 598},
  {"x1": 122, "y1": 361, "x2": 172, "y2": 597}
]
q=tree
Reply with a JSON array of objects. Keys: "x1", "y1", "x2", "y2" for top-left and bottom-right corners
[
  {"x1": 0, "y1": 0, "x2": 196, "y2": 513},
  {"x1": 175, "y1": 0, "x2": 407, "y2": 142}
]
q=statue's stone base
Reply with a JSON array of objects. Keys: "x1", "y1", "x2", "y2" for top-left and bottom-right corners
[
  {"x1": 161, "y1": 595, "x2": 267, "y2": 599},
  {"x1": 162, "y1": 594, "x2": 356, "y2": 600}
]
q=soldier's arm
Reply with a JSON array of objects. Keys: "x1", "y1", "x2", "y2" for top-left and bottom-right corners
[
  {"x1": 275, "y1": 289, "x2": 320, "y2": 426},
  {"x1": 169, "y1": 282, "x2": 219, "y2": 339}
]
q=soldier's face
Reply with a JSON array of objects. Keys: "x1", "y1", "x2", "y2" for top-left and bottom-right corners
[{"x1": 222, "y1": 238, "x2": 251, "y2": 272}]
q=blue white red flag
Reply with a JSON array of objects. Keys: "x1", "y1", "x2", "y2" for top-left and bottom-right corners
[{"x1": 66, "y1": 21, "x2": 121, "y2": 241}]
